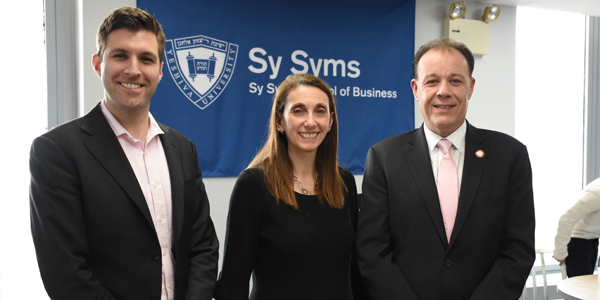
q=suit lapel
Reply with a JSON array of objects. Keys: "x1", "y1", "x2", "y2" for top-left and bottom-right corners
[
  {"x1": 405, "y1": 127, "x2": 448, "y2": 246},
  {"x1": 449, "y1": 122, "x2": 487, "y2": 246},
  {"x1": 81, "y1": 104, "x2": 155, "y2": 227},
  {"x1": 159, "y1": 125, "x2": 184, "y2": 245}
]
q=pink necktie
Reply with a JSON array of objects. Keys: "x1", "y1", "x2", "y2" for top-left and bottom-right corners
[{"x1": 437, "y1": 139, "x2": 458, "y2": 243}]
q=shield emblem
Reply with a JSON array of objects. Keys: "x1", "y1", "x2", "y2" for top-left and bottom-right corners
[{"x1": 164, "y1": 35, "x2": 238, "y2": 109}]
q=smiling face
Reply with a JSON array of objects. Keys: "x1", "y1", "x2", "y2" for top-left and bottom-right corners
[
  {"x1": 277, "y1": 86, "x2": 334, "y2": 157},
  {"x1": 411, "y1": 47, "x2": 475, "y2": 137},
  {"x1": 92, "y1": 28, "x2": 163, "y2": 118}
]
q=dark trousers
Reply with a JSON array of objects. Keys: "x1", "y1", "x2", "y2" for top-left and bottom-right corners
[{"x1": 565, "y1": 237, "x2": 599, "y2": 277}]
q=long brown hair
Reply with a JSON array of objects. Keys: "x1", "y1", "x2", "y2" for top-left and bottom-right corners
[{"x1": 249, "y1": 74, "x2": 346, "y2": 210}]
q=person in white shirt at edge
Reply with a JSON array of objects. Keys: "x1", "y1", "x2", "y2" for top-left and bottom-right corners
[{"x1": 553, "y1": 178, "x2": 600, "y2": 277}]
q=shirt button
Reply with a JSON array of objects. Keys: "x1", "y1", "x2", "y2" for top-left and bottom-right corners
[
  {"x1": 153, "y1": 183, "x2": 158, "y2": 188},
  {"x1": 162, "y1": 249, "x2": 166, "y2": 256},
  {"x1": 159, "y1": 216, "x2": 163, "y2": 222},
  {"x1": 445, "y1": 259, "x2": 453, "y2": 267},
  {"x1": 168, "y1": 283, "x2": 173, "y2": 289}
]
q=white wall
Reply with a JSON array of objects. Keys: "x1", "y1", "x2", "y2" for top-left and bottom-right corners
[{"x1": 81, "y1": 0, "x2": 518, "y2": 268}]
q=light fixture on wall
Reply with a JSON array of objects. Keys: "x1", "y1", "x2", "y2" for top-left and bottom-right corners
[
  {"x1": 449, "y1": 2, "x2": 467, "y2": 20},
  {"x1": 444, "y1": 2, "x2": 501, "y2": 55},
  {"x1": 482, "y1": 5, "x2": 501, "y2": 22}
]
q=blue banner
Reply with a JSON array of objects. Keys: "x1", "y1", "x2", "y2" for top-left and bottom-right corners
[{"x1": 139, "y1": 0, "x2": 415, "y2": 177}]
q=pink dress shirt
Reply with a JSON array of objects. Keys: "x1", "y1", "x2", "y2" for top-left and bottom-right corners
[{"x1": 101, "y1": 101, "x2": 174, "y2": 300}]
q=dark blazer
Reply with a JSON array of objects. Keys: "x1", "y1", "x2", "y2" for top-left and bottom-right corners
[
  {"x1": 30, "y1": 104, "x2": 219, "y2": 300},
  {"x1": 356, "y1": 122, "x2": 535, "y2": 300}
]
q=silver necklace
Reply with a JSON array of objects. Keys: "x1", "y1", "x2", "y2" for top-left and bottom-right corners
[{"x1": 293, "y1": 175, "x2": 315, "y2": 195}]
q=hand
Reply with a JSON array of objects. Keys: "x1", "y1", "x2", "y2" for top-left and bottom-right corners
[{"x1": 553, "y1": 256, "x2": 566, "y2": 266}]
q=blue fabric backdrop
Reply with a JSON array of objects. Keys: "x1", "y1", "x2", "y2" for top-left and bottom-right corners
[{"x1": 138, "y1": 0, "x2": 415, "y2": 177}]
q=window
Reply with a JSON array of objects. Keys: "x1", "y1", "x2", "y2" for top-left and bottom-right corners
[
  {"x1": 515, "y1": 7, "x2": 586, "y2": 250},
  {"x1": 0, "y1": 1, "x2": 48, "y2": 298}
]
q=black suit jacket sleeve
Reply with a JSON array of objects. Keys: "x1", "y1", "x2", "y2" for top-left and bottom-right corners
[
  {"x1": 183, "y1": 141, "x2": 220, "y2": 300},
  {"x1": 356, "y1": 146, "x2": 420, "y2": 300},
  {"x1": 468, "y1": 145, "x2": 535, "y2": 299},
  {"x1": 30, "y1": 135, "x2": 118, "y2": 300}
]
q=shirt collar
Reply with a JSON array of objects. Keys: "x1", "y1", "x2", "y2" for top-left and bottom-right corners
[
  {"x1": 100, "y1": 100, "x2": 164, "y2": 141},
  {"x1": 423, "y1": 121, "x2": 467, "y2": 155}
]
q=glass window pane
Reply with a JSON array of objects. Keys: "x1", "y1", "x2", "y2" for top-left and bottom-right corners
[
  {"x1": 516, "y1": 7, "x2": 586, "y2": 250},
  {"x1": 0, "y1": 1, "x2": 48, "y2": 298}
]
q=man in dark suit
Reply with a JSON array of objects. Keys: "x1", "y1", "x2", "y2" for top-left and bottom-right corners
[
  {"x1": 29, "y1": 7, "x2": 219, "y2": 300},
  {"x1": 356, "y1": 38, "x2": 535, "y2": 299}
]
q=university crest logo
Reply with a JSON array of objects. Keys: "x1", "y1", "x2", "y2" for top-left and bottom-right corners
[{"x1": 164, "y1": 35, "x2": 238, "y2": 109}]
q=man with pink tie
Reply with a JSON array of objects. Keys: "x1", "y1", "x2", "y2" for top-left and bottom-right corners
[{"x1": 357, "y1": 38, "x2": 535, "y2": 300}]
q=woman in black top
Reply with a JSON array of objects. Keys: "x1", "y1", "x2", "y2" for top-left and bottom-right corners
[{"x1": 214, "y1": 74, "x2": 366, "y2": 300}]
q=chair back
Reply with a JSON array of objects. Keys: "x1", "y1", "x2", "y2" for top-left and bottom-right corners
[{"x1": 521, "y1": 249, "x2": 567, "y2": 300}]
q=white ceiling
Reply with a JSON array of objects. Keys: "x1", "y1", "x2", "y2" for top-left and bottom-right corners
[{"x1": 478, "y1": 0, "x2": 600, "y2": 17}]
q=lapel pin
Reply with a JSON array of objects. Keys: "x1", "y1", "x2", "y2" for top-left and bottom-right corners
[{"x1": 475, "y1": 150, "x2": 485, "y2": 158}]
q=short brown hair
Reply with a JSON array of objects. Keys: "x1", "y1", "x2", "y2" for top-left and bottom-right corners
[
  {"x1": 413, "y1": 37, "x2": 474, "y2": 80},
  {"x1": 249, "y1": 74, "x2": 345, "y2": 210},
  {"x1": 96, "y1": 7, "x2": 166, "y2": 63}
]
